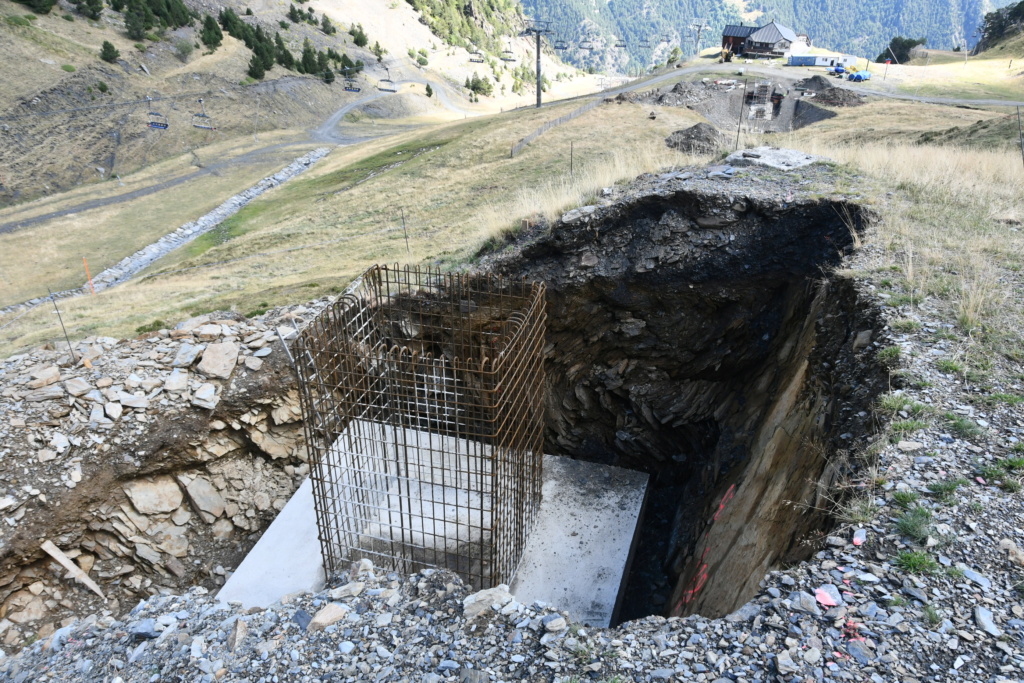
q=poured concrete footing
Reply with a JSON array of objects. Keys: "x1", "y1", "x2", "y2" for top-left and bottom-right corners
[{"x1": 218, "y1": 453, "x2": 648, "y2": 627}]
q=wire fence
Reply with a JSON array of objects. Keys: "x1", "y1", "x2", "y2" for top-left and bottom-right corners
[{"x1": 510, "y1": 98, "x2": 603, "y2": 158}]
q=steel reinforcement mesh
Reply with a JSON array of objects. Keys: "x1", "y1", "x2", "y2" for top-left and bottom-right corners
[{"x1": 294, "y1": 265, "x2": 547, "y2": 589}]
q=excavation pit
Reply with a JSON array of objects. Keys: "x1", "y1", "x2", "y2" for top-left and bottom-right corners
[{"x1": 490, "y1": 163, "x2": 886, "y2": 622}]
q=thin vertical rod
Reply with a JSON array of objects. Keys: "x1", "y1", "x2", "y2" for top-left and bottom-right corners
[
  {"x1": 535, "y1": 31, "x2": 542, "y2": 109},
  {"x1": 47, "y1": 288, "x2": 76, "y2": 361},
  {"x1": 1017, "y1": 106, "x2": 1024, "y2": 171},
  {"x1": 401, "y1": 208, "x2": 410, "y2": 254},
  {"x1": 735, "y1": 79, "x2": 748, "y2": 150}
]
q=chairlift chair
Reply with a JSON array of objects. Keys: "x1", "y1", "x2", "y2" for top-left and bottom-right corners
[
  {"x1": 145, "y1": 97, "x2": 168, "y2": 130},
  {"x1": 639, "y1": 36, "x2": 652, "y2": 48},
  {"x1": 553, "y1": 37, "x2": 568, "y2": 50},
  {"x1": 469, "y1": 49, "x2": 485, "y2": 63},
  {"x1": 147, "y1": 111, "x2": 168, "y2": 130},
  {"x1": 500, "y1": 43, "x2": 516, "y2": 62},
  {"x1": 661, "y1": 34, "x2": 670, "y2": 43},
  {"x1": 579, "y1": 36, "x2": 594, "y2": 50},
  {"x1": 377, "y1": 78, "x2": 398, "y2": 92},
  {"x1": 344, "y1": 77, "x2": 361, "y2": 92},
  {"x1": 191, "y1": 98, "x2": 215, "y2": 130},
  {"x1": 614, "y1": 37, "x2": 627, "y2": 48}
]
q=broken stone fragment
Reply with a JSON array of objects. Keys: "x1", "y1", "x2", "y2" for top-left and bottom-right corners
[
  {"x1": 171, "y1": 343, "x2": 203, "y2": 368},
  {"x1": 118, "y1": 392, "x2": 149, "y2": 409},
  {"x1": 462, "y1": 584, "x2": 512, "y2": 620},
  {"x1": 49, "y1": 432, "x2": 70, "y2": 452},
  {"x1": 243, "y1": 356, "x2": 263, "y2": 371},
  {"x1": 182, "y1": 476, "x2": 226, "y2": 520},
  {"x1": 105, "y1": 402, "x2": 123, "y2": 421},
  {"x1": 211, "y1": 518, "x2": 234, "y2": 540},
  {"x1": 27, "y1": 366, "x2": 61, "y2": 389},
  {"x1": 164, "y1": 368, "x2": 188, "y2": 393},
  {"x1": 24, "y1": 385, "x2": 65, "y2": 402},
  {"x1": 63, "y1": 377, "x2": 92, "y2": 397},
  {"x1": 308, "y1": 603, "x2": 348, "y2": 632},
  {"x1": 226, "y1": 619, "x2": 247, "y2": 652},
  {"x1": 197, "y1": 342, "x2": 239, "y2": 380},
  {"x1": 123, "y1": 477, "x2": 184, "y2": 515},
  {"x1": 192, "y1": 383, "x2": 219, "y2": 410}
]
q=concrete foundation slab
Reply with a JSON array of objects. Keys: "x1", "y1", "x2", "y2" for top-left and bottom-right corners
[
  {"x1": 510, "y1": 455, "x2": 648, "y2": 627},
  {"x1": 216, "y1": 477, "x2": 325, "y2": 608},
  {"x1": 219, "y1": 444, "x2": 648, "y2": 624}
]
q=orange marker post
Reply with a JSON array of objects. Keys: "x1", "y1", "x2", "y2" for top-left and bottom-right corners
[{"x1": 83, "y1": 257, "x2": 95, "y2": 296}]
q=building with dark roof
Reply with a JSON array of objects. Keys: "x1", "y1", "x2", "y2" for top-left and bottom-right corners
[
  {"x1": 721, "y1": 20, "x2": 801, "y2": 57},
  {"x1": 721, "y1": 24, "x2": 757, "y2": 54}
]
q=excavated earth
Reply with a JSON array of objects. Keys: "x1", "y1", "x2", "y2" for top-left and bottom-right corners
[
  {"x1": 488, "y1": 160, "x2": 887, "y2": 621},
  {"x1": 3, "y1": 153, "x2": 1024, "y2": 683}
]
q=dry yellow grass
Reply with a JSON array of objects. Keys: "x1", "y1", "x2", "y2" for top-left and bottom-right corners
[{"x1": 0, "y1": 98, "x2": 706, "y2": 351}]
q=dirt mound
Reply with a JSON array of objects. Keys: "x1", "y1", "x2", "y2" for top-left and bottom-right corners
[
  {"x1": 665, "y1": 123, "x2": 723, "y2": 154},
  {"x1": 795, "y1": 75, "x2": 834, "y2": 92},
  {"x1": 795, "y1": 75, "x2": 864, "y2": 107}
]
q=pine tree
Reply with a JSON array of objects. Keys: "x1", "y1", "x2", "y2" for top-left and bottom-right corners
[
  {"x1": 371, "y1": 40, "x2": 386, "y2": 63},
  {"x1": 322, "y1": 68, "x2": 334, "y2": 84},
  {"x1": 320, "y1": 14, "x2": 336, "y2": 35},
  {"x1": 287, "y1": 4, "x2": 300, "y2": 23},
  {"x1": 83, "y1": 0, "x2": 102, "y2": 20},
  {"x1": 200, "y1": 15, "x2": 222, "y2": 49},
  {"x1": 124, "y1": 0, "x2": 149, "y2": 40},
  {"x1": 247, "y1": 53, "x2": 265, "y2": 79},
  {"x1": 275, "y1": 33, "x2": 295, "y2": 69},
  {"x1": 425, "y1": 83, "x2": 433, "y2": 97},
  {"x1": 300, "y1": 38, "x2": 317, "y2": 74},
  {"x1": 100, "y1": 40, "x2": 120, "y2": 62},
  {"x1": 349, "y1": 22, "x2": 367, "y2": 47}
]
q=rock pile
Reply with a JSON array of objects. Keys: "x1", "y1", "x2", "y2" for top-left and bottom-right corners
[
  {"x1": 795, "y1": 75, "x2": 865, "y2": 107},
  {"x1": 0, "y1": 302, "x2": 331, "y2": 649}
]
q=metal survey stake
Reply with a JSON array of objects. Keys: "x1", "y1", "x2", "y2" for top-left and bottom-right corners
[{"x1": 47, "y1": 288, "x2": 76, "y2": 361}]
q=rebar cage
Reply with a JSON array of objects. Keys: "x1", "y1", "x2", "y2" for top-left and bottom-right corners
[{"x1": 294, "y1": 265, "x2": 547, "y2": 589}]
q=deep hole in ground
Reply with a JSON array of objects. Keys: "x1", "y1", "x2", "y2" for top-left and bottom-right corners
[{"x1": 492, "y1": 170, "x2": 888, "y2": 623}]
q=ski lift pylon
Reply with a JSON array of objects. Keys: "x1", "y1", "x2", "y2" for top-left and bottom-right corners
[{"x1": 191, "y1": 98, "x2": 214, "y2": 130}]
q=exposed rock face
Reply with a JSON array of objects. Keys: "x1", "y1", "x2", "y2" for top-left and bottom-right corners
[{"x1": 491, "y1": 161, "x2": 885, "y2": 619}]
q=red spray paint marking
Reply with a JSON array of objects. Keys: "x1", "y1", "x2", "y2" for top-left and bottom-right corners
[{"x1": 672, "y1": 483, "x2": 738, "y2": 613}]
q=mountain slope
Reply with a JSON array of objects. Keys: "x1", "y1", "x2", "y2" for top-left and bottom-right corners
[{"x1": 524, "y1": 0, "x2": 1020, "y2": 70}]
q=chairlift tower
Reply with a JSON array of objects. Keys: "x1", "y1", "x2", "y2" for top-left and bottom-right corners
[
  {"x1": 689, "y1": 19, "x2": 710, "y2": 55},
  {"x1": 521, "y1": 20, "x2": 552, "y2": 109}
]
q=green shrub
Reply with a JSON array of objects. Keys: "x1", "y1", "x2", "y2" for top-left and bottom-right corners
[
  {"x1": 927, "y1": 477, "x2": 968, "y2": 503},
  {"x1": 6, "y1": 15, "x2": 32, "y2": 26},
  {"x1": 61, "y1": 64, "x2": 76, "y2": 72},
  {"x1": 892, "y1": 490, "x2": 920, "y2": 508},
  {"x1": 100, "y1": 40, "x2": 120, "y2": 63},
  {"x1": 135, "y1": 319, "x2": 167, "y2": 334},
  {"x1": 96, "y1": 81, "x2": 108, "y2": 93},
  {"x1": 896, "y1": 506, "x2": 932, "y2": 542},
  {"x1": 895, "y1": 550, "x2": 939, "y2": 574},
  {"x1": 877, "y1": 345, "x2": 901, "y2": 368},
  {"x1": 62, "y1": 12, "x2": 73, "y2": 20}
]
